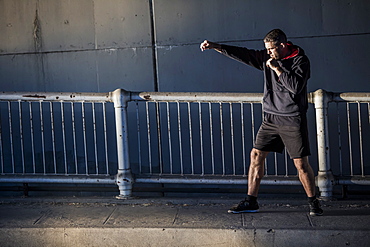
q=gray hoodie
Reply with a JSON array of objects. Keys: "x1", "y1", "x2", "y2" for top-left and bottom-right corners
[{"x1": 220, "y1": 42, "x2": 310, "y2": 116}]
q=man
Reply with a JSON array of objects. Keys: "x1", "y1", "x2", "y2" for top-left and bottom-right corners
[{"x1": 200, "y1": 29, "x2": 323, "y2": 216}]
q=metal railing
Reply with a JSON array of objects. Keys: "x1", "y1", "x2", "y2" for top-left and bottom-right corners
[
  {"x1": 130, "y1": 92, "x2": 299, "y2": 183},
  {"x1": 0, "y1": 92, "x2": 119, "y2": 189},
  {"x1": 327, "y1": 92, "x2": 370, "y2": 185},
  {"x1": 0, "y1": 89, "x2": 369, "y2": 199}
]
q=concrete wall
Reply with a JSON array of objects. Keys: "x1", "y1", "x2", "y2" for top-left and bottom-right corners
[
  {"x1": 1, "y1": 0, "x2": 370, "y2": 93},
  {"x1": 0, "y1": 0, "x2": 154, "y2": 92}
]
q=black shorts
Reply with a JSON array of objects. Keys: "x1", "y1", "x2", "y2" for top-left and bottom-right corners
[{"x1": 254, "y1": 120, "x2": 311, "y2": 159}]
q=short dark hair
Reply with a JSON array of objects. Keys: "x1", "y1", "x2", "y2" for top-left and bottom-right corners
[{"x1": 263, "y1": 29, "x2": 287, "y2": 45}]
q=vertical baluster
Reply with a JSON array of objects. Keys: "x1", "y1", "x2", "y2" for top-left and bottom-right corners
[
  {"x1": 71, "y1": 102, "x2": 78, "y2": 174},
  {"x1": 336, "y1": 102, "x2": 343, "y2": 176},
  {"x1": 230, "y1": 103, "x2": 236, "y2": 175},
  {"x1": 8, "y1": 102, "x2": 15, "y2": 174},
  {"x1": 102, "y1": 102, "x2": 109, "y2": 175},
  {"x1": 357, "y1": 102, "x2": 364, "y2": 177},
  {"x1": 50, "y1": 102, "x2": 57, "y2": 174},
  {"x1": 199, "y1": 102, "x2": 204, "y2": 176},
  {"x1": 274, "y1": 153, "x2": 278, "y2": 176},
  {"x1": 135, "y1": 102, "x2": 142, "y2": 174},
  {"x1": 209, "y1": 103, "x2": 215, "y2": 175},
  {"x1": 82, "y1": 102, "x2": 88, "y2": 175},
  {"x1": 177, "y1": 102, "x2": 183, "y2": 175},
  {"x1": 39, "y1": 101, "x2": 46, "y2": 174},
  {"x1": 29, "y1": 103, "x2": 36, "y2": 174},
  {"x1": 250, "y1": 103, "x2": 255, "y2": 144},
  {"x1": 219, "y1": 103, "x2": 225, "y2": 175},
  {"x1": 61, "y1": 102, "x2": 68, "y2": 175},
  {"x1": 249, "y1": 103, "x2": 256, "y2": 177},
  {"x1": 155, "y1": 102, "x2": 163, "y2": 174},
  {"x1": 146, "y1": 102, "x2": 152, "y2": 174},
  {"x1": 92, "y1": 102, "x2": 99, "y2": 174},
  {"x1": 284, "y1": 148, "x2": 288, "y2": 177},
  {"x1": 347, "y1": 103, "x2": 353, "y2": 176},
  {"x1": 188, "y1": 102, "x2": 194, "y2": 174},
  {"x1": 166, "y1": 102, "x2": 173, "y2": 174},
  {"x1": 18, "y1": 101, "x2": 25, "y2": 173},
  {"x1": 241, "y1": 102, "x2": 246, "y2": 176}
]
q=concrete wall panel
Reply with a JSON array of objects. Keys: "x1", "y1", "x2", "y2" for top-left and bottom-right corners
[
  {"x1": 96, "y1": 48, "x2": 154, "y2": 92},
  {"x1": 41, "y1": 51, "x2": 98, "y2": 92},
  {"x1": 153, "y1": 0, "x2": 369, "y2": 46},
  {"x1": 321, "y1": 0, "x2": 370, "y2": 34},
  {"x1": 0, "y1": 48, "x2": 154, "y2": 92},
  {"x1": 0, "y1": 0, "x2": 37, "y2": 53},
  {"x1": 0, "y1": 54, "x2": 41, "y2": 91},
  {"x1": 157, "y1": 42, "x2": 264, "y2": 92},
  {"x1": 153, "y1": 0, "x2": 324, "y2": 46},
  {"x1": 37, "y1": 0, "x2": 95, "y2": 52},
  {"x1": 94, "y1": 0, "x2": 151, "y2": 48},
  {"x1": 290, "y1": 34, "x2": 370, "y2": 92}
]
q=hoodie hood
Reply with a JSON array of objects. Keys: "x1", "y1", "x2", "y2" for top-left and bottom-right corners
[{"x1": 282, "y1": 42, "x2": 301, "y2": 60}]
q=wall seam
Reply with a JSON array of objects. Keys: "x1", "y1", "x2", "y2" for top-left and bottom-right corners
[{"x1": 149, "y1": 0, "x2": 159, "y2": 92}]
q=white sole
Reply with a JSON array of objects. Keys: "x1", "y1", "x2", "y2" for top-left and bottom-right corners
[{"x1": 228, "y1": 209, "x2": 259, "y2": 214}]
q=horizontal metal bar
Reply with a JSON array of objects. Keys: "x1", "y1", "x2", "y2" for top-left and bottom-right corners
[
  {"x1": 135, "y1": 176, "x2": 301, "y2": 185},
  {"x1": 131, "y1": 91, "x2": 263, "y2": 103},
  {"x1": 0, "y1": 175, "x2": 116, "y2": 184},
  {"x1": 308, "y1": 91, "x2": 370, "y2": 104},
  {"x1": 332, "y1": 92, "x2": 370, "y2": 103},
  {"x1": 336, "y1": 177, "x2": 370, "y2": 185},
  {"x1": 0, "y1": 92, "x2": 110, "y2": 102},
  {"x1": 4, "y1": 175, "x2": 370, "y2": 186},
  {"x1": 2, "y1": 90, "x2": 369, "y2": 104},
  {"x1": 3, "y1": 90, "x2": 367, "y2": 105}
]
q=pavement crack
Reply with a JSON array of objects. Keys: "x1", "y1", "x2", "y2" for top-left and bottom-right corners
[
  {"x1": 33, "y1": 210, "x2": 50, "y2": 225},
  {"x1": 33, "y1": 215, "x2": 44, "y2": 225},
  {"x1": 242, "y1": 215, "x2": 257, "y2": 246},
  {"x1": 242, "y1": 214, "x2": 246, "y2": 227},
  {"x1": 306, "y1": 213, "x2": 315, "y2": 227},
  {"x1": 253, "y1": 228, "x2": 257, "y2": 247},
  {"x1": 172, "y1": 207, "x2": 179, "y2": 225},
  {"x1": 103, "y1": 206, "x2": 117, "y2": 225}
]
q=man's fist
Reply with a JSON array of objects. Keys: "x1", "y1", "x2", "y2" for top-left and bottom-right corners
[
  {"x1": 200, "y1": 40, "x2": 221, "y2": 51},
  {"x1": 266, "y1": 58, "x2": 279, "y2": 69},
  {"x1": 266, "y1": 58, "x2": 283, "y2": 76}
]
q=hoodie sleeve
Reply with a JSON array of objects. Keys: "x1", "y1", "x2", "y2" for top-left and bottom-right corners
[
  {"x1": 219, "y1": 44, "x2": 267, "y2": 71},
  {"x1": 278, "y1": 55, "x2": 310, "y2": 95}
]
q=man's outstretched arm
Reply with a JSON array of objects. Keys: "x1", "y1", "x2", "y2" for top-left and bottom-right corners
[{"x1": 200, "y1": 40, "x2": 266, "y2": 70}]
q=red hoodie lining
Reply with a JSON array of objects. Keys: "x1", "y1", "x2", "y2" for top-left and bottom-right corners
[{"x1": 282, "y1": 43, "x2": 299, "y2": 60}]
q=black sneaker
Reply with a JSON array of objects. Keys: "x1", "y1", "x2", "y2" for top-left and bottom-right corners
[
  {"x1": 309, "y1": 199, "x2": 323, "y2": 216},
  {"x1": 228, "y1": 199, "x2": 259, "y2": 214}
]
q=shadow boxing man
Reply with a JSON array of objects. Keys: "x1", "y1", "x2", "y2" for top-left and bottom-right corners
[{"x1": 200, "y1": 29, "x2": 323, "y2": 216}]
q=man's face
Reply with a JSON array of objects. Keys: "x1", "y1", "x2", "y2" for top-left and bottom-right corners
[{"x1": 265, "y1": 42, "x2": 283, "y2": 60}]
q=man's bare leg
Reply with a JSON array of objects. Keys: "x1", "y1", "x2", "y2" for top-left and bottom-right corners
[
  {"x1": 228, "y1": 148, "x2": 269, "y2": 213},
  {"x1": 294, "y1": 156, "x2": 324, "y2": 215},
  {"x1": 247, "y1": 148, "x2": 269, "y2": 197},
  {"x1": 293, "y1": 156, "x2": 316, "y2": 197}
]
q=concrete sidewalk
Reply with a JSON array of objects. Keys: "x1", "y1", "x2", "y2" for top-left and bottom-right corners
[{"x1": 0, "y1": 196, "x2": 370, "y2": 247}]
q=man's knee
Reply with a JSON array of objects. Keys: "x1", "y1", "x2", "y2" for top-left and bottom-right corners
[
  {"x1": 293, "y1": 156, "x2": 311, "y2": 172},
  {"x1": 250, "y1": 148, "x2": 268, "y2": 165}
]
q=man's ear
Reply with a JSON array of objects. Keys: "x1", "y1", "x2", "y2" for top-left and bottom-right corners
[{"x1": 280, "y1": 43, "x2": 287, "y2": 48}]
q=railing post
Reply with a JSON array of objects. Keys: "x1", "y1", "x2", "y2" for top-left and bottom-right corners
[
  {"x1": 313, "y1": 89, "x2": 335, "y2": 199},
  {"x1": 111, "y1": 89, "x2": 133, "y2": 199}
]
